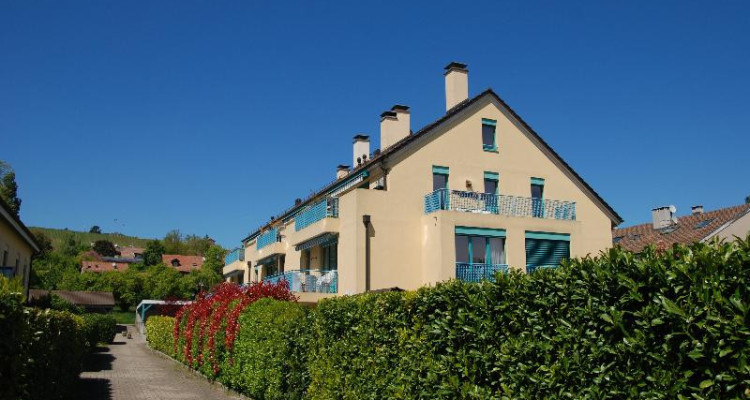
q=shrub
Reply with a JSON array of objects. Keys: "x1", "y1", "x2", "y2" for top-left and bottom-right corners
[
  {"x1": 0, "y1": 277, "x2": 88, "y2": 400},
  {"x1": 146, "y1": 316, "x2": 176, "y2": 356},
  {"x1": 82, "y1": 313, "x2": 118, "y2": 347},
  {"x1": 220, "y1": 298, "x2": 309, "y2": 400}
]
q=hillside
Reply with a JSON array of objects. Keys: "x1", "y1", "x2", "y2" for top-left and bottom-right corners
[{"x1": 29, "y1": 227, "x2": 154, "y2": 250}]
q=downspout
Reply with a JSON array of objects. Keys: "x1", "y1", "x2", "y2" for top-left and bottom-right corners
[{"x1": 362, "y1": 215, "x2": 371, "y2": 292}]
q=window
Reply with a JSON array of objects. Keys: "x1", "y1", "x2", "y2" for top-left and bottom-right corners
[
  {"x1": 323, "y1": 242, "x2": 338, "y2": 270},
  {"x1": 432, "y1": 166, "x2": 449, "y2": 190},
  {"x1": 481, "y1": 118, "x2": 497, "y2": 151},
  {"x1": 2, "y1": 250, "x2": 7, "y2": 267},
  {"x1": 525, "y1": 231, "x2": 570, "y2": 273},
  {"x1": 484, "y1": 172, "x2": 499, "y2": 194},
  {"x1": 171, "y1": 259, "x2": 181, "y2": 267},
  {"x1": 530, "y1": 177, "x2": 545, "y2": 218},
  {"x1": 454, "y1": 227, "x2": 507, "y2": 266}
]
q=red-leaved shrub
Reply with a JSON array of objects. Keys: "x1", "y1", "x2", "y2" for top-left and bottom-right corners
[{"x1": 173, "y1": 281, "x2": 297, "y2": 374}]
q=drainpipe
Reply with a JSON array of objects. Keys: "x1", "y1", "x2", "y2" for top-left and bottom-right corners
[{"x1": 362, "y1": 215, "x2": 371, "y2": 292}]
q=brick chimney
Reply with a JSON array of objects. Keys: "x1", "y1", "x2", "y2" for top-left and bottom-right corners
[
  {"x1": 652, "y1": 205, "x2": 678, "y2": 229},
  {"x1": 444, "y1": 62, "x2": 468, "y2": 111}
]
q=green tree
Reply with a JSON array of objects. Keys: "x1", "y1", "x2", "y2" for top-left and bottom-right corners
[
  {"x1": 92, "y1": 240, "x2": 120, "y2": 257},
  {"x1": 202, "y1": 245, "x2": 226, "y2": 276},
  {"x1": 59, "y1": 233, "x2": 85, "y2": 257},
  {"x1": 162, "y1": 230, "x2": 183, "y2": 254},
  {"x1": 89, "y1": 225, "x2": 102, "y2": 234},
  {"x1": 143, "y1": 240, "x2": 165, "y2": 266},
  {"x1": 0, "y1": 166, "x2": 21, "y2": 217},
  {"x1": 31, "y1": 230, "x2": 53, "y2": 257}
]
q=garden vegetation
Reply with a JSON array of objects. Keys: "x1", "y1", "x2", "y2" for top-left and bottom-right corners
[{"x1": 147, "y1": 238, "x2": 750, "y2": 399}]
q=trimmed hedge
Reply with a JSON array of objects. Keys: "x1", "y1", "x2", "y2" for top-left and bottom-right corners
[
  {"x1": 146, "y1": 238, "x2": 750, "y2": 399},
  {"x1": 146, "y1": 315, "x2": 175, "y2": 356},
  {"x1": 82, "y1": 313, "x2": 118, "y2": 347},
  {"x1": 0, "y1": 279, "x2": 88, "y2": 400}
]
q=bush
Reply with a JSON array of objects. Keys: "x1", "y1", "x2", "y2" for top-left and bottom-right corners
[
  {"x1": 82, "y1": 313, "x2": 118, "y2": 347},
  {"x1": 146, "y1": 316, "x2": 176, "y2": 356},
  {"x1": 147, "y1": 238, "x2": 750, "y2": 400},
  {"x1": 221, "y1": 298, "x2": 309, "y2": 400},
  {"x1": 0, "y1": 277, "x2": 88, "y2": 400}
]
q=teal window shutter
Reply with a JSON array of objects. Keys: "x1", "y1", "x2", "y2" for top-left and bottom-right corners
[{"x1": 525, "y1": 231, "x2": 570, "y2": 272}]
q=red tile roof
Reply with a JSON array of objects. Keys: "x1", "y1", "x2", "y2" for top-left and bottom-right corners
[
  {"x1": 613, "y1": 204, "x2": 750, "y2": 252},
  {"x1": 81, "y1": 260, "x2": 132, "y2": 273},
  {"x1": 116, "y1": 246, "x2": 144, "y2": 258},
  {"x1": 162, "y1": 254, "x2": 204, "y2": 273}
]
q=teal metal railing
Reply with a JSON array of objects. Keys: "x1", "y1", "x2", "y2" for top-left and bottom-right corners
[
  {"x1": 295, "y1": 197, "x2": 339, "y2": 231},
  {"x1": 455, "y1": 263, "x2": 508, "y2": 283},
  {"x1": 224, "y1": 248, "x2": 244, "y2": 265},
  {"x1": 425, "y1": 189, "x2": 576, "y2": 221},
  {"x1": 257, "y1": 228, "x2": 280, "y2": 250},
  {"x1": 263, "y1": 269, "x2": 338, "y2": 293}
]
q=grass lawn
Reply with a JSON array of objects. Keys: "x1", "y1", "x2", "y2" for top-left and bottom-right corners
[{"x1": 109, "y1": 308, "x2": 136, "y2": 325}]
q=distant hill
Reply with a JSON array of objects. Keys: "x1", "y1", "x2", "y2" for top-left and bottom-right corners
[{"x1": 29, "y1": 227, "x2": 154, "y2": 250}]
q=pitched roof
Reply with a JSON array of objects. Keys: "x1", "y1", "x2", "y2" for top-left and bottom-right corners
[
  {"x1": 613, "y1": 204, "x2": 750, "y2": 252},
  {"x1": 243, "y1": 88, "x2": 623, "y2": 242},
  {"x1": 162, "y1": 254, "x2": 204, "y2": 273},
  {"x1": 0, "y1": 197, "x2": 40, "y2": 253},
  {"x1": 81, "y1": 260, "x2": 132, "y2": 272},
  {"x1": 28, "y1": 289, "x2": 115, "y2": 307}
]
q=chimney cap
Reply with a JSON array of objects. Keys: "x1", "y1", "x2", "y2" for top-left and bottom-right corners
[
  {"x1": 380, "y1": 110, "x2": 397, "y2": 119},
  {"x1": 352, "y1": 134, "x2": 370, "y2": 142},
  {"x1": 391, "y1": 104, "x2": 410, "y2": 112},
  {"x1": 337, "y1": 164, "x2": 350, "y2": 170},
  {"x1": 444, "y1": 61, "x2": 468, "y2": 72}
]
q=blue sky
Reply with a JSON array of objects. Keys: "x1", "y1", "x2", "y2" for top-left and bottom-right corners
[{"x1": 2, "y1": 1, "x2": 748, "y2": 248}]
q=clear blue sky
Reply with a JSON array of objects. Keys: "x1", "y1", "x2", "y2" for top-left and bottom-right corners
[{"x1": 2, "y1": 1, "x2": 748, "y2": 248}]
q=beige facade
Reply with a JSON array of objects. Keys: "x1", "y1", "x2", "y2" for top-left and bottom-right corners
[
  {"x1": 0, "y1": 200, "x2": 40, "y2": 293},
  {"x1": 224, "y1": 63, "x2": 621, "y2": 299}
]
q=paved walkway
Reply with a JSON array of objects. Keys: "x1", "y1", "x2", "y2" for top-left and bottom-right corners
[{"x1": 76, "y1": 326, "x2": 242, "y2": 400}]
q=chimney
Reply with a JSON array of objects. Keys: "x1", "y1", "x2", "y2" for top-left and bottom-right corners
[
  {"x1": 353, "y1": 135, "x2": 370, "y2": 167},
  {"x1": 691, "y1": 205, "x2": 704, "y2": 215},
  {"x1": 652, "y1": 205, "x2": 678, "y2": 229},
  {"x1": 444, "y1": 62, "x2": 468, "y2": 111},
  {"x1": 336, "y1": 164, "x2": 350, "y2": 179},
  {"x1": 380, "y1": 105, "x2": 410, "y2": 150}
]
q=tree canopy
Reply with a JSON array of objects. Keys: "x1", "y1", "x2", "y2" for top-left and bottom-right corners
[
  {"x1": 0, "y1": 161, "x2": 21, "y2": 217},
  {"x1": 93, "y1": 240, "x2": 120, "y2": 257}
]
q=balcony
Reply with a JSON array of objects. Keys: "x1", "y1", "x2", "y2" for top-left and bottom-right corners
[
  {"x1": 224, "y1": 248, "x2": 244, "y2": 265},
  {"x1": 263, "y1": 269, "x2": 338, "y2": 293},
  {"x1": 257, "y1": 228, "x2": 280, "y2": 250},
  {"x1": 295, "y1": 197, "x2": 339, "y2": 231},
  {"x1": 456, "y1": 263, "x2": 508, "y2": 283},
  {"x1": 424, "y1": 189, "x2": 576, "y2": 221}
]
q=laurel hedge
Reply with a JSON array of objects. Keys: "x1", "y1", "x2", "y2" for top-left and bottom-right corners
[
  {"x1": 146, "y1": 315, "x2": 175, "y2": 356},
  {"x1": 0, "y1": 279, "x2": 88, "y2": 400},
  {"x1": 147, "y1": 237, "x2": 750, "y2": 399}
]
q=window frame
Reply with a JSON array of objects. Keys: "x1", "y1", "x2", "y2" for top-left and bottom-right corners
[{"x1": 481, "y1": 118, "x2": 498, "y2": 152}]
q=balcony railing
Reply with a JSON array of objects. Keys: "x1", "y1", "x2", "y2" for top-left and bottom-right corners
[
  {"x1": 295, "y1": 197, "x2": 339, "y2": 231},
  {"x1": 425, "y1": 189, "x2": 576, "y2": 221},
  {"x1": 263, "y1": 269, "x2": 338, "y2": 293},
  {"x1": 456, "y1": 263, "x2": 508, "y2": 283},
  {"x1": 224, "y1": 248, "x2": 244, "y2": 265},
  {"x1": 257, "y1": 228, "x2": 280, "y2": 250}
]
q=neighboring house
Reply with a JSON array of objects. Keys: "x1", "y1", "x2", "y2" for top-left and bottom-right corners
[
  {"x1": 116, "y1": 246, "x2": 145, "y2": 259},
  {"x1": 223, "y1": 62, "x2": 622, "y2": 301},
  {"x1": 81, "y1": 259, "x2": 133, "y2": 273},
  {"x1": 28, "y1": 289, "x2": 115, "y2": 312},
  {"x1": 0, "y1": 198, "x2": 40, "y2": 293},
  {"x1": 613, "y1": 204, "x2": 750, "y2": 253},
  {"x1": 162, "y1": 254, "x2": 204, "y2": 274}
]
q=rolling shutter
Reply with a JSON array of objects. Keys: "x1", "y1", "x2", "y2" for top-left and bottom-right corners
[{"x1": 525, "y1": 232, "x2": 570, "y2": 272}]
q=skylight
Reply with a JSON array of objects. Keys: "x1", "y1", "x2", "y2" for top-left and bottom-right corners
[
  {"x1": 613, "y1": 236, "x2": 624, "y2": 243},
  {"x1": 694, "y1": 218, "x2": 716, "y2": 229}
]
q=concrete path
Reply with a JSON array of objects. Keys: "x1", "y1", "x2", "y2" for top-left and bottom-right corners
[{"x1": 76, "y1": 326, "x2": 242, "y2": 400}]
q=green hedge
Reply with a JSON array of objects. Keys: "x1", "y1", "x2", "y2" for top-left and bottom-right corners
[
  {"x1": 0, "y1": 278, "x2": 88, "y2": 400},
  {"x1": 146, "y1": 238, "x2": 750, "y2": 399},
  {"x1": 82, "y1": 313, "x2": 118, "y2": 347},
  {"x1": 146, "y1": 316, "x2": 175, "y2": 356}
]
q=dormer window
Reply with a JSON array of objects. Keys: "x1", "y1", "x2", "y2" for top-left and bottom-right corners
[{"x1": 171, "y1": 259, "x2": 181, "y2": 267}]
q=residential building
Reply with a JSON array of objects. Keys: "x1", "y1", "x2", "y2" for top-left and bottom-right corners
[
  {"x1": 161, "y1": 254, "x2": 204, "y2": 274},
  {"x1": 613, "y1": 203, "x2": 750, "y2": 252},
  {"x1": 223, "y1": 62, "x2": 622, "y2": 301},
  {"x1": 81, "y1": 254, "x2": 204, "y2": 273},
  {"x1": 0, "y1": 198, "x2": 40, "y2": 293}
]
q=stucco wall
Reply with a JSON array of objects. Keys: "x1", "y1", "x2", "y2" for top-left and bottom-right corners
[
  {"x1": 712, "y1": 211, "x2": 750, "y2": 242},
  {"x1": 0, "y1": 217, "x2": 34, "y2": 290}
]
